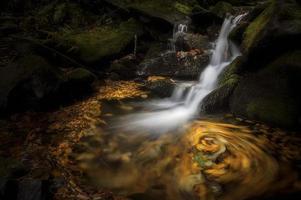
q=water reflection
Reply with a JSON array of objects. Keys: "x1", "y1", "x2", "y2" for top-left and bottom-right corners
[{"x1": 73, "y1": 120, "x2": 301, "y2": 200}]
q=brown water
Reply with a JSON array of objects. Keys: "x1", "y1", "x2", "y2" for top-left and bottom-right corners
[{"x1": 72, "y1": 113, "x2": 301, "y2": 200}]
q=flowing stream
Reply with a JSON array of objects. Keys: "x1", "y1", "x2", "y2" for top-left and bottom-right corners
[
  {"x1": 118, "y1": 14, "x2": 246, "y2": 133},
  {"x1": 66, "y1": 15, "x2": 301, "y2": 200}
]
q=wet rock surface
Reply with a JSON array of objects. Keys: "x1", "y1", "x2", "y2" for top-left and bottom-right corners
[{"x1": 138, "y1": 50, "x2": 210, "y2": 80}]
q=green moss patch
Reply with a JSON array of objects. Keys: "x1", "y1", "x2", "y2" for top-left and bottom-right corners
[
  {"x1": 242, "y1": 1, "x2": 276, "y2": 52},
  {"x1": 246, "y1": 97, "x2": 297, "y2": 127},
  {"x1": 109, "y1": 0, "x2": 196, "y2": 23},
  {"x1": 209, "y1": 1, "x2": 234, "y2": 18},
  {"x1": 57, "y1": 19, "x2": 141, "y2": 64}
]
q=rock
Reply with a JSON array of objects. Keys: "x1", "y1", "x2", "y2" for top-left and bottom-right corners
[
  {"x1": 191, "y1": 7, "x2": 223, "y2": 29},
  {"x1": 108, "y1": 54, "x2": 139, "y2": 80},
  {"x1": 229, "y1": 51, "x2": 301, "y2": 128},
  {"x1": 138, "y1": 49, "x2": 210, "y2": 80},
  {"x1": 175, "y1": 33, "x2": 210, "y2": 52},
  {"x1": 35, "y1": 1, "x2": 94, "y2": 28},
  {"x1": 218, "y1": 56, "x2": 245, "y2": 86},
  {"x1": 66, "y1": 68, "x2": 96, "y2": 85},
  {"x1": 209, "y1": 1, "x2": 234, "y2": 18},
  {"x1": 144, "y1": 76, "x2": 176, "y2": 97},
  {"x1": 61, "y1": 67, "x2": 96, "y2": 96},
  {"x1": 52, "y1": 18, "x2": 142, "y2": 65},
  {"x1": 241, "y1": 0, "x2": 301, "y2": 56},
  {"x1": 201, "y1": 77, "x2": 238, "y2": 114},
  {"x1": 104, "y1": 0, "x2": 195, "y2": 25},
  {"x1": 0, "y1": 54, "x2": 63, "y2": 112}
]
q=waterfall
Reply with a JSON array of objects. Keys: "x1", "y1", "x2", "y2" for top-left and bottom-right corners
[
  {"x1": 119, "y1": 14, "x2": 246, "y2": 133},
  {"x1": 170, "y1": 23, "x2": 188, "y2": 52}
]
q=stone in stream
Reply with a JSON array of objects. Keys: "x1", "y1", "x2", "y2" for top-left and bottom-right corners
[
  {"x1": 202, "y1": 0, "x2": 301, "y2": 128},
  {"x1": 138, "y1": 49, "x2": 210, "y2": 80},
  {"x1": 144, "y1": 76, "x2": 176, "y2": 98}
]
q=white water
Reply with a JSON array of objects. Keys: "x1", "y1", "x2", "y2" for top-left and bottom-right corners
[
  {"x1": 170, "y1": 23, "x2": 188, "y2": 52},
  {"x1": 119, "y1": 14, "x2": 246, "y2": 133}
]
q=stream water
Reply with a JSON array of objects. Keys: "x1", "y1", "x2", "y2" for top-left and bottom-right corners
[
  {"x1": 117, "y1": 14, "x2": 245, "y2": 133},
  {"x1": 70, "y1": 15, "x2": 301, "y2": 200}
]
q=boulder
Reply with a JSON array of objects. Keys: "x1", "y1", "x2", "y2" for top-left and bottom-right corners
[
  {"x1": 230, "y1": 51, "x2": 301, "y2": 128},
  {"x1": 209, "y1": 1, "x2": 234, "y2": 18},
  {"x1": 108, "y1": 54, "x2": 139, "y2": 80},
  {"x1": 0, "y1": 52, "x2": 97, "y2": 113},
  {"x1": 0, "y1": 54, "x2": 63, "y2": 112},
  {"x1": 138, "y1": 51, "x2": 210, "y2": 80},
  {"x1": 175, "y1": 33, "x2": 210, "y2": 51},
  {"x1": 60, "y1": 68, "x2": 96, "y2": 98},
  {"x1": 52, "y1": 18, "x2": 142, "y2": 65},
  {"x1": 36, "y1": 1, "x2": 94, "y2": 28},
  {"x1": 144, "y1": 76, "x2": 176, "y2": 97},
  {"x1": 138, "y1": 41, "x2": 210, "y2": 80},
  {"x1": 104, "y1": 0, "x2": 195, "y2": 25},
  {"x1": 241, "y1": 0, "x2": 301, "y2": 58}
]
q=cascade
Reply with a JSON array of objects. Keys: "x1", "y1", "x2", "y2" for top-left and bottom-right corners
[{"x1": 120, "y1": 14, "x2": 246, "y2": 133}]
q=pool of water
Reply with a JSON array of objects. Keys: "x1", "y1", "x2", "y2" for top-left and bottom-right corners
[{"x1": 69, "y1": 98, "x2": 301, "y2": 200}]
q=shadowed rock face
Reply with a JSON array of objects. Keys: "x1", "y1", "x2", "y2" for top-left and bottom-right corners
[
  {"x1": 138, "y1": 51, "x2": 210, "y2": 80},
  {"x1": 202, "y1": 0, "x2": 301, "y2": 128}
]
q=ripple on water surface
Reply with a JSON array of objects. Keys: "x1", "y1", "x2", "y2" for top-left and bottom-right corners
[{"x1": 72, "y1": 119, "x2": 301, "y2": 200}]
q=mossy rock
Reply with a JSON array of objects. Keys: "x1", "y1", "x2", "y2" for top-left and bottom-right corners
[
  {"x1": 218, "y1": 56, "x2": 245, "y2": 86},
  {"x1": 36, "y1": 1, "x2": 94, "y2": 28},
  {"x1": 246, "y1": 97, "x2": 297, "y2": 127},
  {"x1": 60, "y1": 68, "x2": 96, "y2": 98},
  {"x1": 241, "y1": 1, "x2": 276, "y2": 52},
  {"x1": 106, "y1": 0, "x2": 196, "y2": 24},
  {"x1": 66, "y1": 68, "x2": 96, "y2": 85},
  {"x1": 145, "y1": 77, "x2": 176, "y2": 97},
  {"x1": 0, "y1": 54, "x2": 63, "y2": 111},
  {"x1": 230, "y1": 51, "x2": 301, "y2": 128},
  {"x1": 242, "y1": 0, "x2": 301, "y2": 53},
  {"x1": 209, "y1": 1, "x2": 234, "y2": 18},
  {"x1": 201, "y1": 77, "x2": 239, "y2": 114},
  {"x1": 55, "y1": 18, "x2": 142, "y2": 64},
  {"x1": 108, "y1": 55, "x2": 138, "y2": 80}
]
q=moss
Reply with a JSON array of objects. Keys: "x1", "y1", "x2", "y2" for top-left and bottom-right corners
[
  {"x1": 67, "y1": 68, "x2": 96, "y2": 83},
  {"x1": 109, "y1": 0, "x2": 192, "y2": 23},
  {"x1": 218, "y1": 57, "x2": 244, "y2": 86},
  {"x1": 174, "y1": 2, "x2": 192, "y2": 15},
  {"x1": 246, "y1": 97, "x2": 297, "y2": 127},
  {"x1": 209, "y1": 1, "x2": 233, "y2": 18},
  {"x1": 262, "y1": 51, "x2": 301, "y2": 73},
  {"x1": 242, "y1": 1, "x2": 276, "y2": 52},
  {"x1": 36, "y1": 2, "x2": 94, "y2": 28},
  {"x1": 202, "y1": 77, "x2": 239, "y2": 114},
  {"x1": 59, "y1": 18, "x2": 141, "y2": 64}
]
